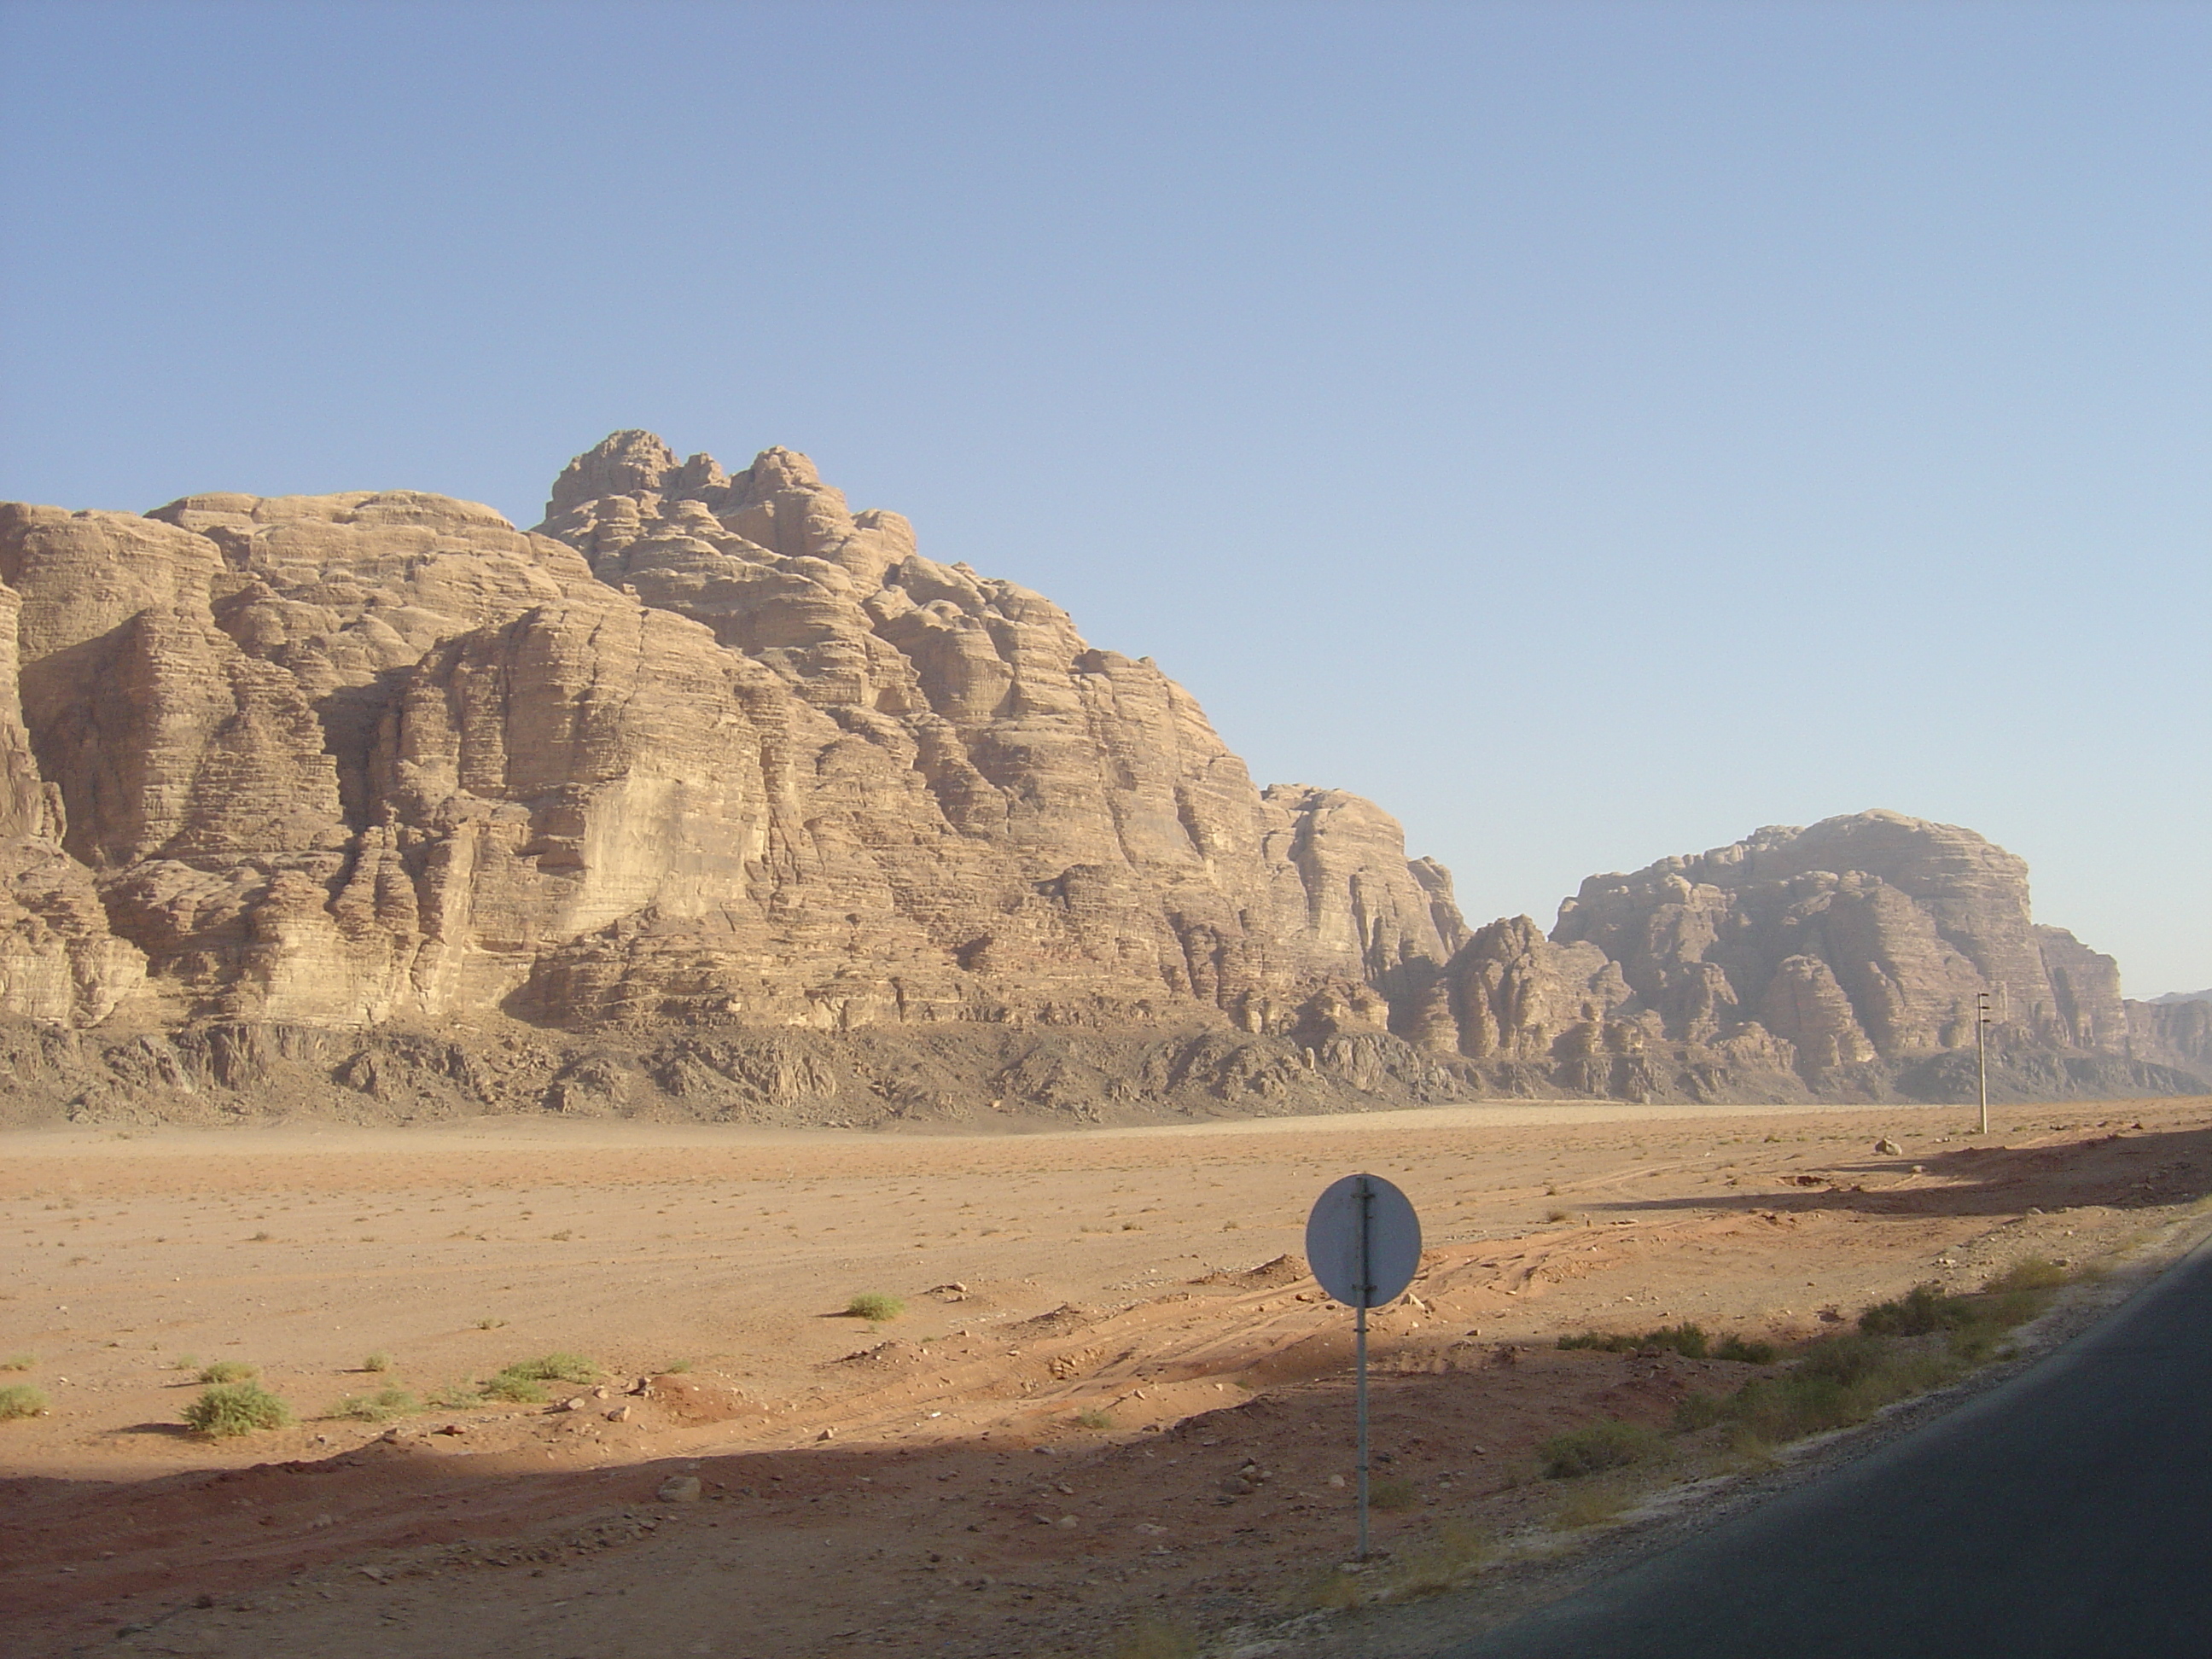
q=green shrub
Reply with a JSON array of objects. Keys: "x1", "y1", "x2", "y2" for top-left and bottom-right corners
[
  {"x1": 0, "y1": 1383, "x2": 49, "y2": 1420},
  {"x1": 1714, "y1": 1335, "x2": 1778, "y2": 1364},
  {"x1": 428, "y1": 1380, "x2": 484, "y2": 1409},
  {"x1": 334, "y1": 1387, "x2": 419, "y2": 1422},
  {"x1": 498, "y1": 1353, "x2": 599, "y2": 1385},
  {"x1": 1685, "y1": 1263, "x2": 2076, "y2": 1451},
  {"x1": 481, "y1": 1371, "x2": 548, "y2": 1404},
  {"x1": 197, "y1": 1359, "x2": 258, "y2": 1384},
  {"x1": 844, "y1": 1293, "x2": 905, "y2": 1323},
  {"x1": 1726, "y1": 1340, "x2": 1963, "y2": 1442},
  {"x1": 1539, "y1": 1418, "x2": 1666, "y2": 1479},
  {"x1": 1859, "y1": 1284, "x2": 1957, "y2": 1337},
  {"x1": 1549, "y1": 1481, "x2": 1633, "y2": 1529},
  {"x1": 183, "y1": 1382, "x2": 292, "y2": 1437},
  {"x1": 1075, "y1": 1407, "x2": 1115, "y2": 1429},
  {"x1": 1370, "y1": 1474, "x2": 1420, "y2": 1511},
  {"x1": 1105, "y1": 1615, "x2": 1200, "y2": 1659},
  {"x1": 361, "y1": 1351, "x2": 394, "y2": 1373},
  {"x1": 1559, "y1": 1323, "x2": 1722, "y2": 1359},
  {"x1": 1381, "y1": 1521, "x2": 1494, "y2": 1598},
  {"x1": 1861, "y1": 1261, "x2": 2066, "y2": 1347}
]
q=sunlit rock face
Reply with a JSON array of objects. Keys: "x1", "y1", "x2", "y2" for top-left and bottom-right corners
[
  {"x1": 0, "y1": 437, "x2": 1459, "y2": 1042},
  {"x1": 0, "y1": 441, "x2": 2190, "y2": 1118},
  {"x1": 1430, "y1": 810, "x2": 2151, "y2": 1097}
]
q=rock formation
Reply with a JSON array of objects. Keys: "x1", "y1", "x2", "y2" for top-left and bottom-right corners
[
  {"x1": 0, "y1": 438, "x2": 2195, "y2": 1124},
  {"x1": 0, "y1": 436, "x2": 1480, "y2": 1123},
  {"x1": 1423, "y1": 812, "x2": 2202, "y2": 1103}
]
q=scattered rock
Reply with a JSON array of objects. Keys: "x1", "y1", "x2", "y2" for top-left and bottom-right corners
[
  {"x1": 1876, "y1": 1138, "x2": 1903, "y2": 1156},
  {"x1": 655, "y1": 1476, "x2": 701, "y2": 1504}
]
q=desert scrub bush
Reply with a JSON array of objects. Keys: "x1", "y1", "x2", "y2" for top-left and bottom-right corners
[
  {"x1": 481, "y1": 1371, "x2": 549, "y2": 1404},
  {"x1": 1714, "y1": 1335, "x2": 1779, "y2": 1364},
  {"x1": 428, "y1": 1380, "x2": 484, "y2": 1409},
  {"x1": 0, "y1": 1353, "x2": 32, "y2": 1371},
  {"x1": 1539, "y1": 1418, "x2": 1668, "y2": 1480},
  {"x1": 196, "y1": 1359, "x2": 258, "y2": 1384},
  {"x1": 499, "y1": 1353, "x2": 600, "y2": 1385},
  {"x1": 1559, "y1": 1323, "x2": 1710, "y2": 1359},
  {"x1": 1684, "y1": 1263, "x2": 2076, "y2": 1451},
  {"x1": 1295, "y1": 1567, "x2": 1367, "y2": 1611},
  {"x1": 1726, "y1": 1336, "x2": 1963, "y2": 1442},
  {"x1": 477, "y1": 1353, "x2": 597, "y2": 1403},
  {"x1": 1074, "y1": 1406, "x2": 1115, "y2": 1429},
  {"x1": 0, "y1": 1382, "x2": 49, "y2": 1420},
  {"x1": 1104, "y1": 1615, "x2": 1200, "y2": 1659},
  {"x1": 844, "y1": 1292, "x2": 905, "y2": 1323},
  {"x1": 1549, "y1": 1481, "x2": 1633, "y2": 1530},
  {"x1": 1382, "y1": 1521, "x2": 1494, "y2": 1598},
  {"x1": 1672, "y1": 1390, "x2": 1731, "y2": 1432},
  {"x1": 361, "y1": 1351, "x2": 395, "y2": 1373},
  {"x1": 1560, "y1": 1323, "x2": 1777, "y2": 1364},
  {"x1": 1370, "y1": 1474, "x2": 1421, "y2": 1511},
  {"x1": 334, "y1": 1387, "x2": 420, "y2": 1423},
  {"x1": 184, "y1": 1382, "x2": 292, "y2": 1437}
]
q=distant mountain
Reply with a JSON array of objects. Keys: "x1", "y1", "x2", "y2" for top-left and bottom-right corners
[
  {"x1": 1432, "y1": 810, "x2": 2206, "y2": 1103},
  {"x1": 0, "y1": 434, "x2": 2197, "y2": 1126},
  {"x1": 2147, "y1": 988, "x2": 2212, "y2": 1005}
]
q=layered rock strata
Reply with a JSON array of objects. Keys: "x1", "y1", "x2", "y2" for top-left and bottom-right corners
[
  {"x1": 0, "y1": 438, "x2": 2194, "y2": 1124},
  {"x1": 0, "y1": 438, "x2": 1467, "y2": 1121},
  {"x1": 1423, "y1": 812, "x2": 2200, "y2": 1103}
]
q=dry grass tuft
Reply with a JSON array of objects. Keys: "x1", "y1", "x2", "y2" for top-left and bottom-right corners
[
  {"x1": 0, "y1": 1383, "x2": 49, "y2": 1421},
  {"x1": 1103, "y1": 1614, "x2": 1199, "y2": 1658}
]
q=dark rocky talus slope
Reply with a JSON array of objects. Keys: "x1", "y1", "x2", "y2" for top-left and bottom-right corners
[{"x1": 0, "y1": 434, "x2": 2194, "y2": 1126}]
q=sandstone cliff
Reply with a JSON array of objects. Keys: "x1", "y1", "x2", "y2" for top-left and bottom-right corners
[
  {"x1": 0, "y1": 440, "x2": 2193, "y2": 1126},
  {"x1": 0, "y1": 437, "x2": 1476, "y2": 1124},
  {"x1": 1422, "y1": 812, "x2": 2203, "y2": 1103}
]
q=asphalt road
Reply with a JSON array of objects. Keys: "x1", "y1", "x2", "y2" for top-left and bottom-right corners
[{"x1": 1454, "y1": 1240, "x2": 2212, "y2": 1658}]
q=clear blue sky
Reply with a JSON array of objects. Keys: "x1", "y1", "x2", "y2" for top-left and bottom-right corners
[{"x1": 2, "y1": 1, "x2": 2205, "y2": 995}]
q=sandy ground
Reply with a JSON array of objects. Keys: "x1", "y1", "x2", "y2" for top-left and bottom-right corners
[{"x1": 5, "y1": 1092, "x2": 2211, "y2": 1659}]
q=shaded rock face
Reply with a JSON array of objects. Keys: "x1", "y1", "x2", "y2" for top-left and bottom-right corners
[
  {"x1": 1423, "y1": 811, "x2": 2191, "y2": 1102},
  {"x1": 2127, "y1": 998, "x2": 2212, "y2": 1075},
  {"x1": 0, "y1": 439, "x2": 1461, "y2": 1065}
]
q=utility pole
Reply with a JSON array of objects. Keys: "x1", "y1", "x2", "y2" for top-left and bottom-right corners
[
  {"x1": 1354, "y1": 1175, "x2": 1371, "y2": 1560},
  {"x1": 1976, "y1": 990, "x2": 1993, "y2": 1136}
]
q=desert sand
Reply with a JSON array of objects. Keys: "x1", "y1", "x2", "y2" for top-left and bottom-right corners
[{"x1": 7, "y1": 1092, "x2": 2211, "y2": 1658}]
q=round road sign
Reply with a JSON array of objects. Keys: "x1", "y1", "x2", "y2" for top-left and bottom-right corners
[{"x1": 1305, "y1": 1173, "x2": 1421, "y2": 1309}]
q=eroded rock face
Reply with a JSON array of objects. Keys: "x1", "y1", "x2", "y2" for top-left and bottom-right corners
[
  {"x1": 0, "y1": 437, "x2": 1460, "y2": 1051},
  {"x1": 0, "y1": 444, "x2": 2188, "y2": 1115},
  {"x1": 1422, "y1": 811, "x2": 2173, "y2": 1099}
]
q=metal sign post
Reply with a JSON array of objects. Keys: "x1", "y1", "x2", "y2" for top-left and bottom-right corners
[{"x1": 1306, "y1": 1173, "x2": 1421, "y2": 1559}]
